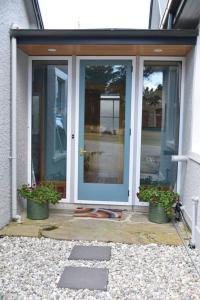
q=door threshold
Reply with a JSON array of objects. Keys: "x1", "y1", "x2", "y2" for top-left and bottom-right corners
[
  {"x1": 52, "y1": 202, "x2": 148, "y2": 212},
  {"x1": 75, "y1": 200, "x2": 131, "y2": 206}
]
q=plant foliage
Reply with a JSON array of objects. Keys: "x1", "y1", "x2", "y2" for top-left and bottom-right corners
[
  {"x1": 18, "y1": 183, "x2": 61, "y2": 205},
  {"x1": 137, "y1": 185, "x2": 179, "y2": 218}
]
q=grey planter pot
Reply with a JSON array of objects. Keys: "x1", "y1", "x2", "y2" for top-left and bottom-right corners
[
  {"x1": 27, "y1": 199, "x2": 49, "y2": 220},
  {"x1": 148, "y1": 203, "x2": 170, "y2": 224}
]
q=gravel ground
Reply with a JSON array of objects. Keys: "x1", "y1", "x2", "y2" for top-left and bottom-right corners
[{"x1": 0, "y1": 237, "x2": 200, "y2": 300}]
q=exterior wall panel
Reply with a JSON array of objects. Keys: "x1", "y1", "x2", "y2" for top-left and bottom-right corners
[
  {"x1": 181, "y1": 46, "x2": 200, "y2": 247},
  {"x1": 16, "y1": 49, "x2": 29, "y2": 211},
  {"x1": 149, "y1": 0, "x2": 161, "y2": 29},
  {"x1": 182, "y1": 48, "x2": 195, "y2": 155},
  {"x1": 182, "y1": 159, "x2": 200, "y2": 248},
  {"x1": 191, "y1": 32, "x2": 200, "y2": 154},
  {"x1": 0, "y1": 0, "x2": 37, "y2": 228},
  {"x1": 180, "y1": 48, "x2": 194, "y2": 216}
]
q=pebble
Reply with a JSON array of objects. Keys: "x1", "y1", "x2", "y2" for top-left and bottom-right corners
[{"x1": 0, "y1": 237, "x2": 200, "y2": 299}]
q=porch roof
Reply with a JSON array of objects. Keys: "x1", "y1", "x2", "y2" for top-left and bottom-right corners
[{"x1": 11, "y1": 28, "x2": 198, "y2": 56}]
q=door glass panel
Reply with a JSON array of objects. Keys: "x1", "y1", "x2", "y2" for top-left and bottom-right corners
[
  {"x1": 32, "y1": 61, "x2": 68, "y2": 197},
  {"x1": 83, "y1": 64, "x2": 126, "y2": 184},
  {"x1": 140, "y1": 61, "x2": 180, "y2": 187}
]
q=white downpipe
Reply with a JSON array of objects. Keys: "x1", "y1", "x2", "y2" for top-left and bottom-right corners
[
  {"x1": 171, "y1": 155, "x2": 188, "y2": 162},
  {"x1": 171, "y1": 155, "x2": 188, "y2": 194},
  {"x1": 191, "y1": 197, "x2": 199, "y2": 246},
  {"x1": 11, "y1": 34, "x2": 19, "y2": 220}
]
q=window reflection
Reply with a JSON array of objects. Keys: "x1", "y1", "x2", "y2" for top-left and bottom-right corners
[
  {"x1": 55, "y1": 70, "x2": 67, "y2": 155},
  {"x1": 32, "y1": 61, "x2": 68, "y2": 197},
  {"x1": 100, "y1": 95, "x2": 120, "y2": 135},
  {"x1": 140, "y1": 61, "x2": 180, "y2": 186},
  {"x1": 83, "y1": 64, "x2": 126, "y2": 184}
]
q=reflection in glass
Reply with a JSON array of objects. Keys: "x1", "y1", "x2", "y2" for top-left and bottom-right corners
[
  {"x1": 32, "y1": 61, "x2": 68, "y2": 197},
  {"x1": 100, "y1": 96, "x2": 120, "y2": 134},
  {"x1": 83, "y1": 64, "x2": 126, "y2": 184},
  {"x1": 140, "y1": 61, "x2": 180, "y2": 187}
]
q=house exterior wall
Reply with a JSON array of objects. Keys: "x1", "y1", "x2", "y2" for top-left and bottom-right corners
[
  {"x1": 149, "y1": 0, "x2": 161, "y2": 29},
  {"x1": 182, "y1": 48, "x2": 195, "y2": 155},
  {"x1": 0, "y1": 0, "x2": 37, "y2": 228},
  {"x1": 191, "y1": 29, "x2": 200, "y2": 155},
  {"x1": 182, "y1": 157, "x2": 200, "y2": 247},
  {"x1": 16, "y1": 49, "x2": 29, "y2": 211},
  {"x1": 149, "y1": 0, "x2": 200, "y2": 247},
  {"x1": 180, "y1": 47, "x2": 194, "y2": 219},
  {"x1": 181, "y1": 30, "x2": 200, "y2": 248}
]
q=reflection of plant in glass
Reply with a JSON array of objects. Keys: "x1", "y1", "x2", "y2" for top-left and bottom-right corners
[
  {"x1": 144, "y1": 66, "x2": 153, "y2": 78},
  {"x1": 143, "y1": 84, "x2": 162, "y2": 106},
  {"x1": 85, "y1": 65, "x2": 126, "y2": 93}
]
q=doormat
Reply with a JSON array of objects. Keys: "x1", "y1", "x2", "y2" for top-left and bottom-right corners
[{"x1": 74, "y1": 207, "x2": 123, "y2": 219}]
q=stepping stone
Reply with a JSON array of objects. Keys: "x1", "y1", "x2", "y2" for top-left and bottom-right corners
[
  {"x1": 57, "y1": 266, "x2": 108, "y2": 291},
  {"x1": 68, "y1": 245, "x2": 111, "y2": 261}
]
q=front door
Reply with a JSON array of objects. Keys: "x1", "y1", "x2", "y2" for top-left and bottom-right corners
[{"x1": 78, "y1": 60, "x2": 132, "y2": 202}]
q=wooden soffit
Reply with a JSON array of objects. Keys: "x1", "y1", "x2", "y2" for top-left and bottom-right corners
[{"x1": 18, "y1": 43, "x2": 193, "y2": 56}]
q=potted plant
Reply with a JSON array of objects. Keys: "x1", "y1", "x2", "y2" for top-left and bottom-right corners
[
  {"x1": 18, "y1": 183, "x2": 61, "y2": 220},
  {"x1": 137, "y1": 185, "x2": 179, "y2": 223}
]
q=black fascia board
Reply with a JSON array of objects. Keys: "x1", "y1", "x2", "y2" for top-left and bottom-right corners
[
  {"x1": 16, "y1": 36, "x2": 196, "y2": 45},
  {"x1": 11, "y1": 29, "x2": 197, "y2": 45}
]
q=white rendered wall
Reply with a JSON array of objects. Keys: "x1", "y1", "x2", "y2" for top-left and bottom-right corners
[
  {"x1": 16, "y1": 49, "x2": 29, "y2": 211},
  {"x1": 0, "y1": 0, "x2": 37, "y2": 228},
  {"x1": 149, "y1": 0, "x2": 161, "y2": 29},
  {"x1": 191, "y1": 28, "x2": 200, "y2": 155},
  {"x1": 182, "y1": 156, "x2": 200, "y2": 248},
  {"x1": 181, "y1": 30, "x2": 200, "y2": 247}
]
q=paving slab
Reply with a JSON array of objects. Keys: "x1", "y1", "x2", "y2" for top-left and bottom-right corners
[
  {"x1": 0, "y1": 224, "x2": 40, "y2": 237},
  {"x1": 0, "y1": 212, "x2": 187, "y2": 245},
  {"x1": 68, "y1": 245, "x2": 111, "y2": 261},
  {"x1": 57, "y1": 266, "x2": 108, "y2": 291},
  {"x1": 41, "y1": 217, "x2": 182, "y2": 245}
]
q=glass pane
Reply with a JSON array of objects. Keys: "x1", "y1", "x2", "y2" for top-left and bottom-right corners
[
  {"x1": 114, "y1": 99, "x2": 120, "y2": 117},
  {"x1": 100, "y1": 100, "x2": 113, "y2": 117},
  {"x1": 83, "y1": 64, "x2": 126, "y2": 184},
  {"x1": 32, "y1": 61, "x2": 68, "y2": 197},
  {"x1": 140, "y1": 61, "x2": 180, "y2": 187}
]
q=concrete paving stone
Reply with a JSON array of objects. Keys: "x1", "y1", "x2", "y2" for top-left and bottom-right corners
[
  {"x1": 0, "y1": 224, "x2": 40, "y2": 237},
  {"x1": 57, "y1": 266, "x2": 109, "y2": 291},
  {"x1": 41, "y1": 218, "x2": 181, "y2": 245},
  {"x1": 68, "y1": 245, "x2": 111, "y2": 261},
  {"x1": 0, "y1": 212, "x2": 188, "y2": 245}
]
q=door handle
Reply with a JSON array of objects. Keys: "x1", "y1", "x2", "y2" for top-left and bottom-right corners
[{"x1": 80, "y1": 148, "x2": 87, "y2": 156}]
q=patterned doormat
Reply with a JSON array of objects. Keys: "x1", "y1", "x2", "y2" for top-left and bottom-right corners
[{"x1": 74, "y1": 207, "x2": 123, "y2": 219}]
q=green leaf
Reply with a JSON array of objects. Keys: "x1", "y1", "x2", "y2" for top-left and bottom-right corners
[{"x1": 18, "y1": 183, "x2": 62, "y2": 205}]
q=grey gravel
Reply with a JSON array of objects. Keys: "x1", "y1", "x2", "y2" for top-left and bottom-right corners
[{"x1": 0, "y1": 237, "x2": 200, "y2": 299}]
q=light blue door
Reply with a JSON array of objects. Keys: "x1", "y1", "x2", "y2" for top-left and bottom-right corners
[{"x1": 78, "y1": 60, "x2": 132, "y2": 202}]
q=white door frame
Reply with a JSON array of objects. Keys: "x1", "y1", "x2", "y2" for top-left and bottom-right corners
[
  {"x1": 27, "y1": 55, "x2": 185, "y2": 206},
  {"x1": 28, "y1": 56, "x2": 72, "y2": 202},
  {"x1": 135, "y1": 56, "x2": 185, "y2": 206},
  {"x1": 74, "y1": 56, "x2": 136, "y2": 205}
]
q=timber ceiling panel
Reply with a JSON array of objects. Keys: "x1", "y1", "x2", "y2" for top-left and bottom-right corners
[{"x1": 19, "y1": 44, "x2": 193, "y2": 56}]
